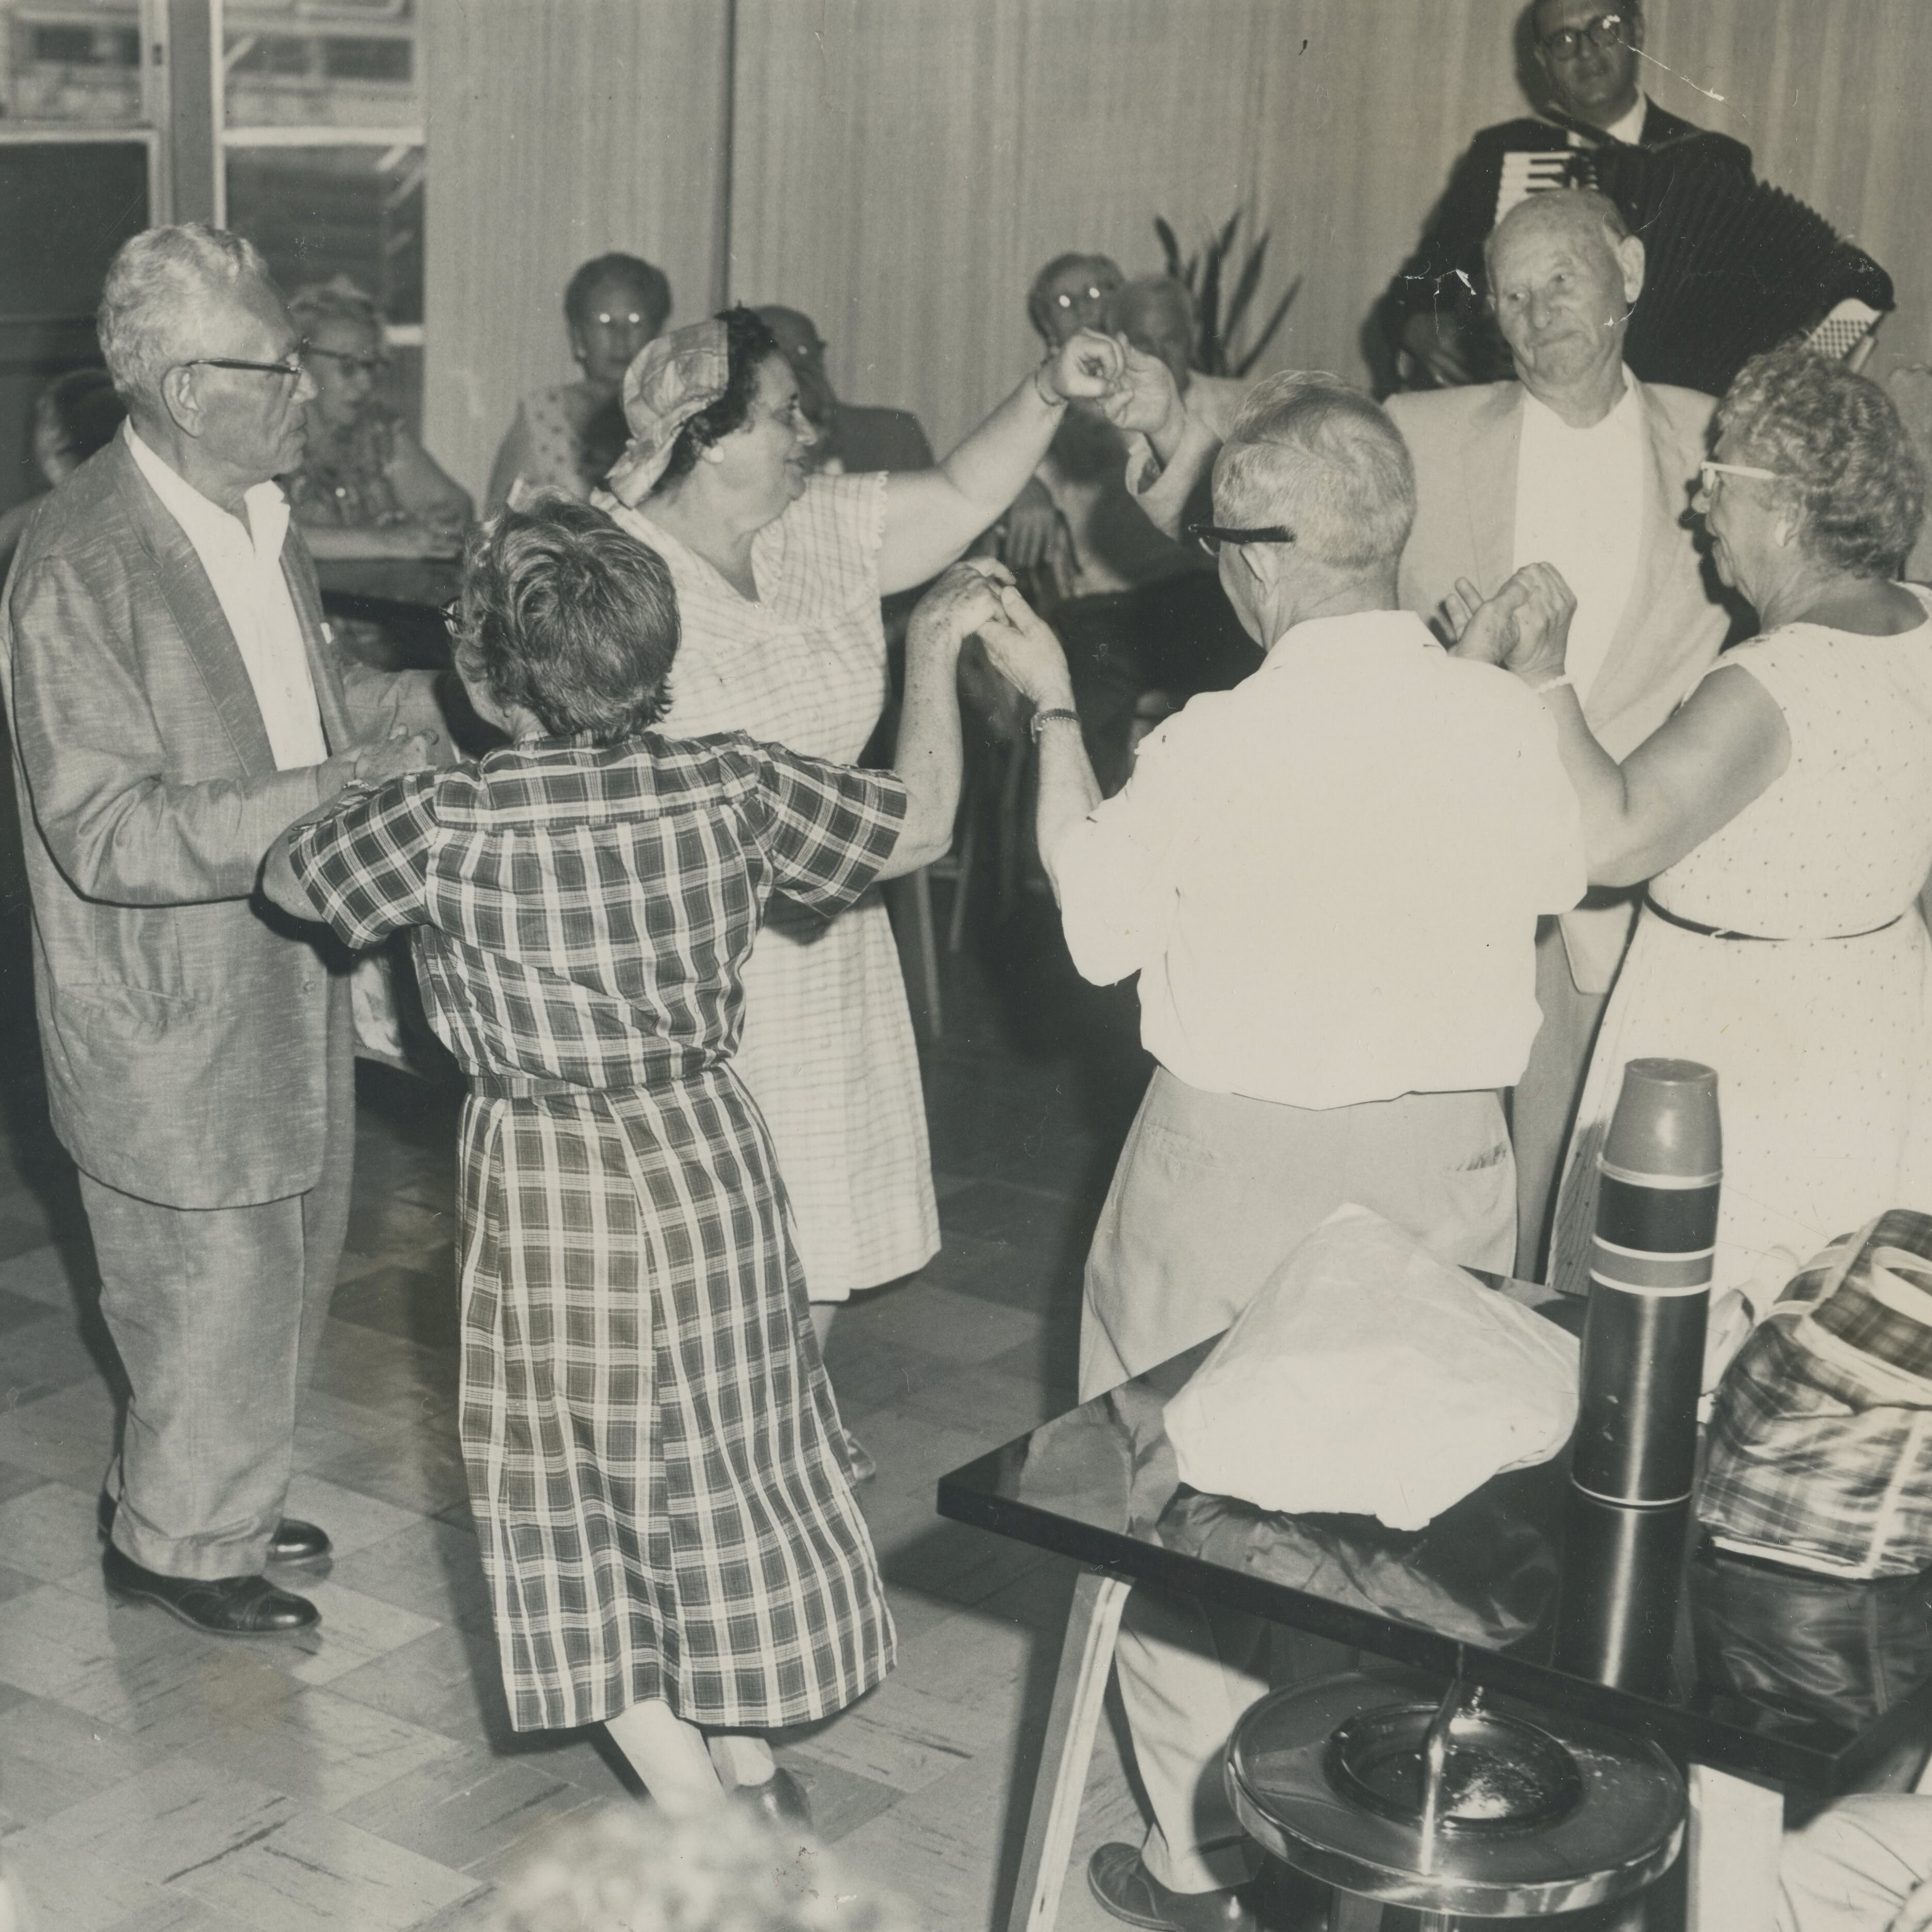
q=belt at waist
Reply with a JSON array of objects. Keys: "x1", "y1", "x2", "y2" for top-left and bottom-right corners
[
  {"x1": 1643, "y1": 891, "x2": 1905, "y2": 944},
  {"x1": 470, "y1": 1072, "x2": 607, "y2": 1100}
]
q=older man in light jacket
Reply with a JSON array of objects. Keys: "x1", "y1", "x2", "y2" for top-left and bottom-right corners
[{"x1": 0, "y1": 224, "x2": 447, "y2": 1637}]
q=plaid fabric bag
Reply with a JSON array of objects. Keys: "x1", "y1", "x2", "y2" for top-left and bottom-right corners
[{"x1": 1699, "y1": 1210, "x2": 1932, "y2": 1579}]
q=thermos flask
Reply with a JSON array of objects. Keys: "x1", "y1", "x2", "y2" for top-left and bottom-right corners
[{"x1": 1572, "y1": 1058, "x2": 1720, "y2": 1507}]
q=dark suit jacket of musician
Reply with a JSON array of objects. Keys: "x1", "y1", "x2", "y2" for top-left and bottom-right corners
[
  {"x1": 1378, "y1": 101, "x2": 1754, "y2": 375},
  {"x1": 0, "y1": 433, "x2": 448, "y2": 1209}
]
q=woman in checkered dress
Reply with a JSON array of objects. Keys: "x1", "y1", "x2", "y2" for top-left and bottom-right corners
[
  {"x1": 595, "y1": 310, "x2": 1126, "y2": 1374},
  {"x1": 267, "y1": 499, "x2": 1012, "y2": 1812}
]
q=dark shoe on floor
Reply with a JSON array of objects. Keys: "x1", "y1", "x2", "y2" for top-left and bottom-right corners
[
  {"x1": 97, "y1": 1492, "x2": 332, "y2": 1566},
  {"x1": 732, "y1": 1765, "x2": 813, "y2": 1835},
  {"x1": 266, "y1": 1519, "x2": 332, "y2": 1564},
  {"x1": 842, "y1": 1429, "x2": 877, "y2": 1485},
  {"x1": 102, "y1": 1542, "x2": 319, "y2": 1637},
  {"x1": 1087, "y1": 1845, "x2": 1257, "y2": 1932}
]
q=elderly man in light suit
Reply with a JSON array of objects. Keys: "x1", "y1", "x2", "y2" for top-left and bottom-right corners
[
  {"x1": 1107, "y1": 188, "x2": 1733, "y2": 1279},
  {"x1": 1383, "y1": 188, "x2": 1733, "y2": 1277},
  {"x1": 0, "y1": 225, "x2": 446, "y2": 1636}
]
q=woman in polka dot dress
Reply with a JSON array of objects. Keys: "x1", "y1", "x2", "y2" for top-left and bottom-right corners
[{"x1": 1461, "y1": 346, "x2": 1932, "y2": 1306}]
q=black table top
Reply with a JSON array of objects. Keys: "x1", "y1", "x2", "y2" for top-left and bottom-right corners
[{"x1": 935, "y1": 1289, "x2": 1932, "y2": 1792}]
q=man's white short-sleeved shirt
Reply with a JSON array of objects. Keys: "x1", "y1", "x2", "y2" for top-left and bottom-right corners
[{"x1": 1054, "y1": 609, "x2": 1587, "y2": 1109}]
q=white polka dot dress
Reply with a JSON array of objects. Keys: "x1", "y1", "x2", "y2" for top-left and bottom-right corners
[
  {"x1": 602, "y1": 474, "x2": 940, "y2": 1300},
  {"x1": 1552, "y1": 587, "x2": 1932, "y2": 1303},
  {"x1": 514, "y1": 387, "x2": 596, "y2": 499}
]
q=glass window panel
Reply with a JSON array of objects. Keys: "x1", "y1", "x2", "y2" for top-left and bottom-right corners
[
  {"x1": 2, "y1": 1, "x2": 146, "y2": 124},
  {"x1": 225, "y1": 142, "x2": 424, "y2": 326},
  {"x1": 0, "y1": 140, "x2": 150, "y2": 319},
  {"x1": 223, "y1": 0, "x2": 416, "y2": 127}
]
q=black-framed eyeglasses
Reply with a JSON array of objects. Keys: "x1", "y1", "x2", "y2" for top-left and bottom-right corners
[
  {"x1": 1539, "y1": 10, "x2": 1629, "y2": 59},
  {"x1": 177, "y1": 345, "x2": 307, "y2": 382},
  {"x1": 1184, "y1": 515, "x2": 1296, "y2": 558},
  {"x1": 305, "y1": 344, "x2": 389, "y2": 376}
]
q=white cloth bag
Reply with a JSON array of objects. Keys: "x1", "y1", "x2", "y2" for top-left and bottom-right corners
[{"x1": 1164, "y1": 1204, "x2": 1579, "y2": 1531}]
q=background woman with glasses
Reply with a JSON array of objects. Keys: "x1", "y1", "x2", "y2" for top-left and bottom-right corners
[{"x1": 284, "y1": 277, "x2": 471, "y2": 562}]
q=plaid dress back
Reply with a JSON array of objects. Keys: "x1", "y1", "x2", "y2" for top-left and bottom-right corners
[{"x1": 289, "y1": 732, "x2": 904, "y2": 1729}]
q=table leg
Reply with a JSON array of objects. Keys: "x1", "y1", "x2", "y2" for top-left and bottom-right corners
[
  {"x1": 1686, "y1": 1761, "x2": 1782, "y2": 1932},
  {"x1": 1005, "y1": 1568, "x2": 1134, "y2": 1932}
]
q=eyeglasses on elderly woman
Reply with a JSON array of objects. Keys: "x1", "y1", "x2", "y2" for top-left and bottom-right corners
[{"x1": 1698, "y1": 459, "x2": 1790, "y2": 497}]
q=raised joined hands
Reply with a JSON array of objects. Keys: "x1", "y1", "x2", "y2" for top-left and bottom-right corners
[
  {"x1": 974, "y1": 583, "x2": 1075, "y2": 710},
  {"x1": 1045, "y1": 328, "x2": 1128, "y2": 405},
  {"x1": 1443, "y1": 563, "x2": 1576, "y2": 686},
  {"x1": 1091, "y1": 342, "x2": 1185, "y2": 440},
  {"x1": 910, "y1": 556, "x2": 1016, "y2": 654}
]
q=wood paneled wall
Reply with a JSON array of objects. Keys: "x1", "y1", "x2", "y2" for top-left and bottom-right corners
[{"x1": 424, "y1": 0, "x2": 1932, "y2": 492}]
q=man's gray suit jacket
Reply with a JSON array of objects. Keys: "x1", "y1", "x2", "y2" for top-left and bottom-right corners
[{"x1": 0, "y1": 434, "x2": 445, "y2": 1209}]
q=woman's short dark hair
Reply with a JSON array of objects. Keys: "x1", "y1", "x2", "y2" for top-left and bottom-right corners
[
  {"x1": 42, "y1": 368, "x2": 125, "y2": 463},
  {"x1": 453, "y1": 497, "x2": 679, "y2": 744},
  {"x1": 1717, "y1": 346, "x2": 1926, "y2": 577},
  {"x1": 655, "y1": 306, "x2": 782, "y2": 489},
  {"x1": 563, "y1": 253, "x2": 671, "y2": 334}
]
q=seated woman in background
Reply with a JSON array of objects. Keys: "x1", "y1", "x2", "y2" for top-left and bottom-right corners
[
  {"x1": 286, "y1": 278, "x2": 471, "y2": 558},
  {"x1": 265, "y1": 496, "x2": 1006, "y2": 1821},
  {"x1": 285, "y1": 278, "x2": 472, "y2": 559},
  {"x1": 0, "y1": 367, "x2": 124, "y2": 572},
  {"x1": 486, "y1": 251, "x2": 671, "y2": 511},
  {"x1": 1457, "y1": 346, "x2": 1932, "y2": 1317}
]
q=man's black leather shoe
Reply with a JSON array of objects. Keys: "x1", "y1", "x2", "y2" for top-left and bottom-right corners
[
  {"x1": 102, "y1": 1542, "x2": 319, "y2": 1637},
  {"x1": 265, "y1": 1520, "x2": 332, "y2": 1564},
  {"x1": 732, "y1": 1766, "x2": 813, "y2": 1835},
  {"x1": 97, "y1": 1492, "x2": 332, "y2": 1565},
  {"x1": 1087, "y1": 1845, "x2": 1258, "y2": 1932}
]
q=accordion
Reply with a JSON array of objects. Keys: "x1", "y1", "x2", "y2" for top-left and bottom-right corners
[{"x1": 1570, "y1": 137, "x2": 1894, "y2": 397}]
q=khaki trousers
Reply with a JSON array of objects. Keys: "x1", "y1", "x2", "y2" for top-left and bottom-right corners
[
  {"x1": 1083, "y1": 1067, "x2": 1516, "y2": 1893},
  {"x1": 1511, "y1": 918, "x2": 1611, "y2": 1282},
  {"x1": 84, "y1": 1019, "x2": 355, "y2": 1580}
]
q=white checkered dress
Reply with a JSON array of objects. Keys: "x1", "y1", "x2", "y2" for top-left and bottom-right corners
[
  {"x1": 289, "y1": 733, "x2": 903, "y2": 1730},
  {"x1": 602, "y1": 472, "x2": 940, "y2": 1299}
]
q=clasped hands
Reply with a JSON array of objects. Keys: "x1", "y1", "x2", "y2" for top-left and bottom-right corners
[
  {"x1": 1039, "y1": 329, "x2": 1193, "y2": 447},
  {"x1": 910, "y1": 558, "x2": 1073, "y2": 709},
  {"x1": 1442, "y1": 561, "x2": 1577, "y2": 689}
]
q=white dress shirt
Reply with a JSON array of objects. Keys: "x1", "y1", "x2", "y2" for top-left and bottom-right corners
[
  {"x1": 124, "y1": 422, "x2": 329, "y2": 769},
  {"x1": 1054, "y1": 610, "x2": 1587, "y2": 1109},
  {"x1": 1512, "y1": 370, "x2": 1645, "y2": 703},
  {"x1": 1599, "y1": 93, "x2": 1650, "y2": 147}
]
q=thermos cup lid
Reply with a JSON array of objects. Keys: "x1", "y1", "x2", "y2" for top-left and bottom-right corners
[{"x1": 1600, "y1": 1058, "x2": 1721, "y2": 1184}]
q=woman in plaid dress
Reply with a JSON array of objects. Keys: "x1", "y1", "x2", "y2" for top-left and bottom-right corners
[
  {"x1": 266, "y1": 500, "x2": 1014, "y2": 1814},
  {"x1": 596, "y1": 310, "x2": 1126, "y2": 1393}
]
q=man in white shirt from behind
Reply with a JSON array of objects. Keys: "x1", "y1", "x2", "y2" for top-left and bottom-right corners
[{"x1": 977, "y1": 372, "x2": 1587, "y2": 1932}]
